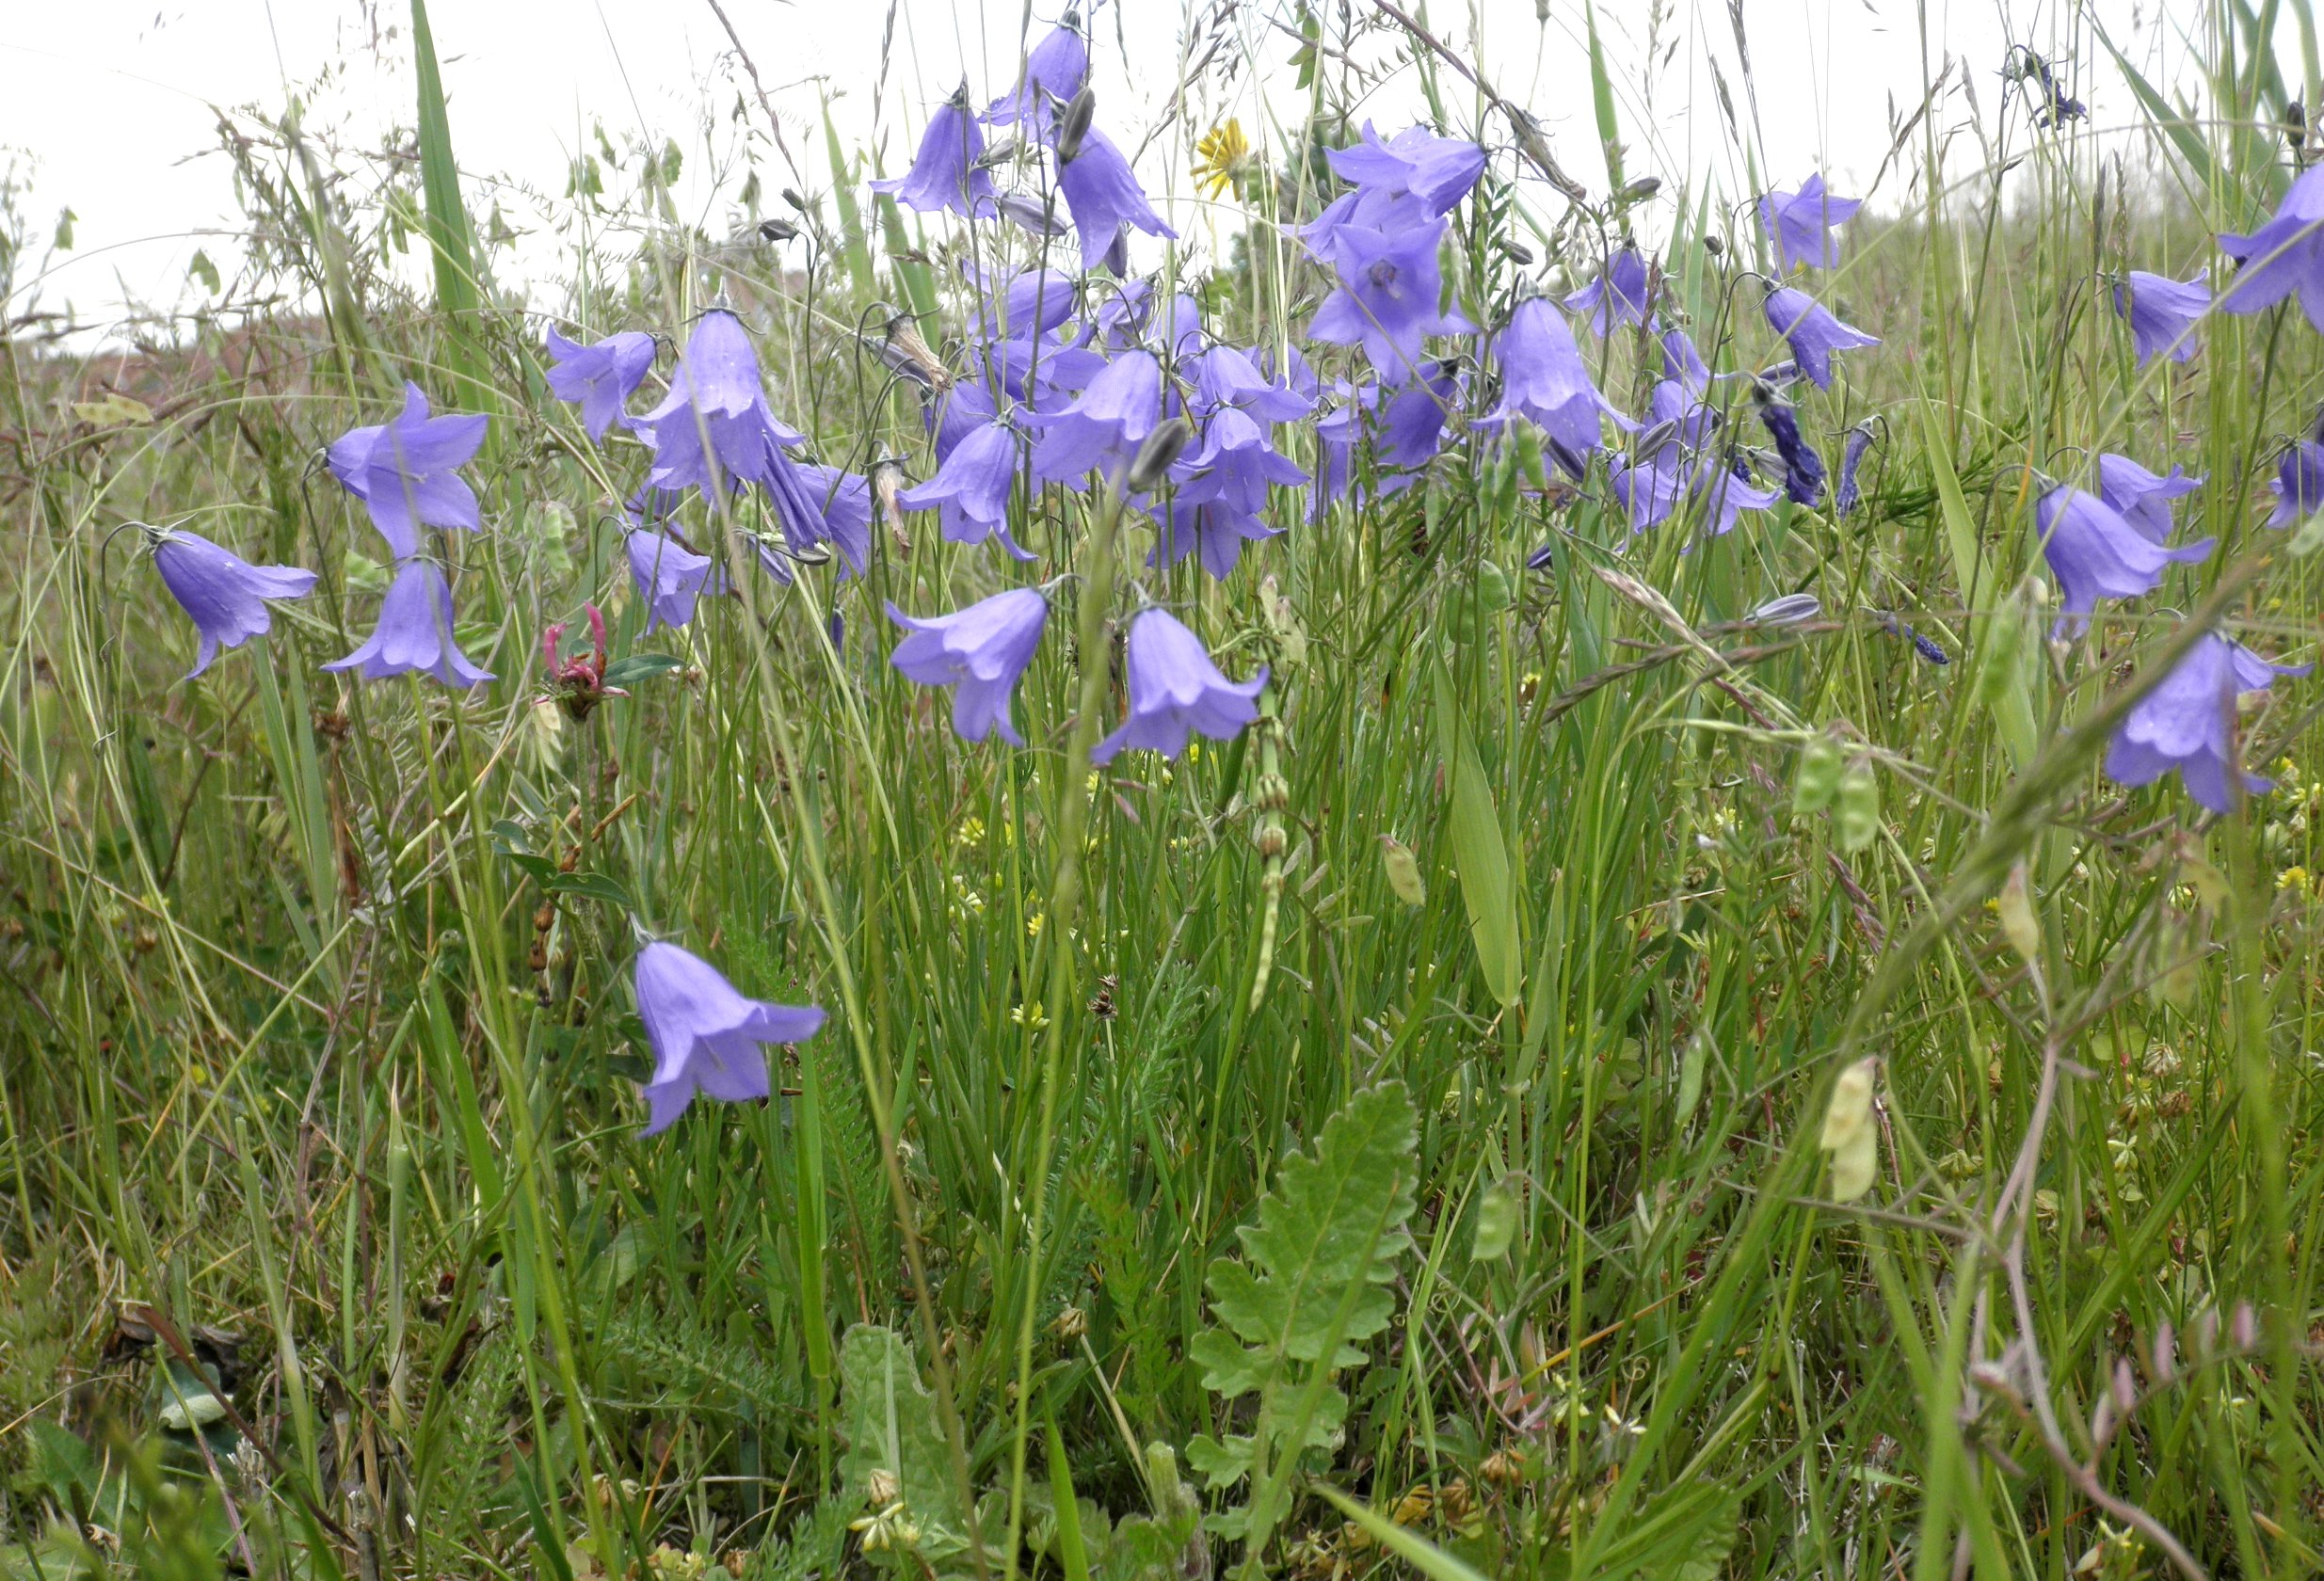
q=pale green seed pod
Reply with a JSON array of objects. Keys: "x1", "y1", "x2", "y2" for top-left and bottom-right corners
[
  {"x1": 1379, "y1": 835, "x2": 1426, "y2": 906},
  {"x1": 1477, "y1": 559, "x2": 1513, "y2": 613},
  {"x1": 1835, "y1": 762, "x2": 1881, "y2": 853},
  {"x1": 1793, "y1": 735, "x2": 1846, "y2": 814}
]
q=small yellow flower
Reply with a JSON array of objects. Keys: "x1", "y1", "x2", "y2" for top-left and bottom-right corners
[
  {"x1": 1186, "y1": 740, "x2": 1202, "y2": 762},
  {"x1": 956, "y1": 816, "x2": 986, "y2": 847},
  {"x1": 2279, "y1": 866, "x2": 2312, "y2": 895},
  {"x1": 1011, "y1": 1000, "x2": 1050, "y2": 1030},
  {"x1": 1194, "y1": 118, "x2": 1252, "y2": 200},
  {"x1": 1027, "y1": 912, "x2": 1046, "y2": 937}
]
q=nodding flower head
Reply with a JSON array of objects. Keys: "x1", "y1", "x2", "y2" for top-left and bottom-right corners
[
  {"x1": 1563, "y1": 246, "x2": 1655, "y2": 334},
  {"x1": 870, "y1": 86, "x2": 998, "y2": 218},
  {"x1": 540, "y1": 604, "x2": 626, "y2": 721},
  {"x1": 1756, "y1": 173, "x2": 1861, "y2": 273},
  {"x1": 145, "y1": 523, "x2": 317, "y2": 679}
]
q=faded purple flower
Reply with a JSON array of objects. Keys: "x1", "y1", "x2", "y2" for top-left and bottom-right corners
[
  {"x1": 2113, "y1": 271, "x2": 2208, "y2": 365},
  {"x1": 633, "y1": 940, "x2": 825, "y2": 1135},
  {"x1": 1755, "y1": 393, "x2": 1825, "y2": 505},
  {"x1": 2270, "y1": 439, "x2": 2324, "y2": 526},
  {"x1": 793, "y1": 460, "x2": 874, "y2": 576},
  {"x1": 625, "y1": 528, "x2": 719, "y2": 631},
  {"x1": 1092, "y1": 608, "x2": 1266, "y2": 763},
  {"x1": 897, "y1": 419, "x2": 1034, "y2": 559},
  {"x1": 545, "y1": 328, "x2": 655, "y2": 440},
  {"x1": 1763, "y1": 286, "x2": 1879, "y2": 389},
  {"x1": 636, "y1": 308, "x2": 804, "y2": 499},
  {"x1": 1057, "y1": 128, "x2": 1178, "y2": 273},
  {"x1": 2095, "y1": 454, "x2": 2203, "y2": 545},
  {"x1": 871, "y1": 88, "x2": 997, "y2": 218},
  {"x1": 885, "y1": 587, "x2": 1048, "y2": 745},
  {"x1": 2106, "y1": 631, "x2": 2311, "y2": 812},
  {"x1": 2035, "y1": 485, "x2": 2216, "y2": 631},
  {"x1": 2218, "y1": 166, "x2": 2324, "y2": 331},
  {"x1": 324, "y1": 558, "x2": 493, "y2": 689},
  {"x1": 1758, "y1": 174, "x2": 1861, "y2": 273},
  {"x1": 969, "y1": 264, "x2": 1080, "y2": 342},
  {"x1": 1835, "y1": 423, "x2": 1877, "y2": 516},
  {"x1": 328, "y1": 381, "x2": 489, "y2": 557},
  {"x1": 1473, "y1": 296, "x2": 1625, "y2": 463},
  {"x1": 1563, "y1": 247, "x2": 1654, "y2": 333},
  {"x1": 1307, "y1": 217, "x2": 1474, "y2": 383},
  {"x1": 149, "y1": 526, "x2": 316, "y2": 679}
]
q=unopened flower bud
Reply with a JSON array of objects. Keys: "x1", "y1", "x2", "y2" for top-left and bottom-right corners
[
  {"x1": 1054, "y1": 86, "x2": 1098, "y2": 165},
  {"x1": 1124, "y1": 416, "x2": 1194, "y2": 493},
  {"x1": 757, "y1": 217, "x2": 799, "y2": 242}
]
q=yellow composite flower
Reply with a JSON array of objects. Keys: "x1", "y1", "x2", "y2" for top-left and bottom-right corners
[{"x1": 1194, "y1": 118, "x2": 1252, "y2": 200}]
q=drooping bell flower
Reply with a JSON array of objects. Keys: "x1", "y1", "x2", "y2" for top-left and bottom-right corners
[
  {"x1": 324, "y1": 558, "x2": 494, "y2": 689},
  {"x1": 1029, "y1": 348, "x2": 1162, "y2": 485},
  {"x1": 1377, "y1": 359, "x2": 1461, "y2": 471},
  {"x1": 968, "y1": 263, "x2": 1080, "y2": 342},
  {"x1": 1473, "y1": 296, "x2": 1626, "y2": 464},
  {"x1": 1324, "y1": 121, "x2": 1487, "y2": 216},
  {"x1": 1640, "y1": 376, "x2": 1717, "y2": 455},
  {"x1": 147, "y1": 525, "x2": 316, "y2": 679},
  {"x1": 1563, "y1": 246, "x2": 1654, "y2": 334},
  {"x1": 1188, "y1": 344, "x2": 1312, "y2": 422},
  {"x1": 897, "y1": 420, "x2": 1034, "y2": 559},
  {"x1": 1308, "y1": 380, "x2": 1381, "y2": 519},
  {"x1": 1609, "y1": 455, "x2": 1687, "y2": 533},
  {"x1": 1763, "y1": 286, "x2": 1879, "y2": 389},
  {"x1": 2112, "y1": 271, "x2": 2208, "y2": 365},
  {"x1": 633, "y1": 940, "x2": 826, "y2": 1135},
  {"x1": 1091, "y1": 608, "x2": 1266, "y2": 763},
  {"x1": 1097, "y1": 281, "x2": 1203, "y2": 359},
  {"x1": 1171, "y1": 406, "x2": 1310, "y2": 508},
  {"x1": 871, "y1": 87, "x2": 997, "y2": 218},
  {"x1": 1150, "y1": 499, "x2": 1281, "y2": 579},
  {"x1": 1307, "y1": 216, "x2": 1474, "y2": 384},
  {"x1": 625, "y1": 527, "x2": 720, "y2": 631},
  {"x1": 2094, "y1": 454, "x2": 2203, "y2": 545},
  {"x1": 2269, "y1": 438, "x2": 2324, "y2": 526},
  {"x1": 2106, "y1": 631, "x2": 2311, "y2": 813},
  {"x1": 2035, "y1": 485, "x2": 2216, "y2": 632},
  {"x1": 1755, "y1": 392, "x2": 1825, "y2": 505},
  {"x1": 545, "y1": 328, "x2": 655, "y2": 440},
  {"x1": 635, "y1": 308, "x2": 804, "y2": 500},
  {"x1": 985, "y1": 17, "x2": 1089, "y2": 129},
  {"x1": 1757, "y1": 174, "x2": 1861, "y2": 272},
  {"x1": 2218, "y1": 166, "x2": 2324, "y2": 332},
  {"x1": 810, "y1": 464, "x2": 874, "y2": 574},
  {"x1": 1689, "y1": 457, "x2": 1783, "y2": 537},
  {"x1": 328, "y1": 381, "x2": 489, "y2": 557},
  {"x1": 1660, "y1": 326, "x2": 1713, "y2": 391},
  {"x1": 1057, "y1": 128, "x2": 1178, "y2": 274},
  {"x1": 885, "y1": 587, "x2": 1048, "y2": 744},
  {"x1": 1834, "y1": 423, "x2": 1877, "y2": 516}
]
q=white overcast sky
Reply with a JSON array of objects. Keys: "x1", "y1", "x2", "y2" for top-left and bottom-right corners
[{"x1": 0, "y1": 0, "x2": 2214, "y2": 339}]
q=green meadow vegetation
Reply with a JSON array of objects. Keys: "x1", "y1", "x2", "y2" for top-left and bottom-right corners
[{"x1": 2, "y1": 3, "x2": 2322, "y2": 1578}]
